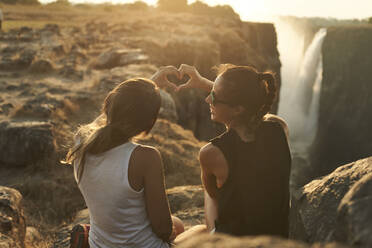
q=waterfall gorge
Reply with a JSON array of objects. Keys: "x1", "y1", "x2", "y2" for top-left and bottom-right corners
[{"x1": 276, "y1": 23, "x2": 327, "y2": 157}]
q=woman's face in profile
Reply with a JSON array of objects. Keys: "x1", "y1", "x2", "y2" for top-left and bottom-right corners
[{"x1": 205, "y1": 76, "x2": 236, "y2": 125}]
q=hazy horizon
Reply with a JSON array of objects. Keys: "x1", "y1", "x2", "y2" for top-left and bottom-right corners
[{"x1": 38, "y1": 0, "x2": 372, "y2": 21}]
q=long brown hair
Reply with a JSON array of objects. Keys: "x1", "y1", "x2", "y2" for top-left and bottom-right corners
[
  {"x1": 217, "y1": 64, "x2": 277, "y2": 131},
  {"x1": 66, "y1": 78, "x2": 161, "y2": 183}
]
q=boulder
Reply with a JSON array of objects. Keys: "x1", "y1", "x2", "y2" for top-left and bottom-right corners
[
  {"x1": 167, "y1": 185, "x2": 204, "y2": 213},
  {"x1": 29, "y1": 59, "x2": 54, "y2": 74},
  {"x1": 0, "y1": 186, "x2": 26, "y2": 248},
  {"x1": 58, "y1": 65, "x2": 84, "y2": 81},
  {"x1": 177, "y1": 233, "x2": 349, "y2": 248},
  {"x1": 158, "y1": 89, "x2": 178, "y2": 123},
  {"x1": 167, "y1": 185, "x2": 204, "y2": 228},
  {"x1": 0, "y1": 48, "x2": 36, "y2": 71},
  {"x1": 333, "y1": 173, "x2": 372, "y2": 247},
  {"x1": 310, "y1": 25, "x2": 372, "y2": 179},
  {"x1": 0, "y1": 121, "x2": 56, "y2": 167},
  {"x1": 172, "y1": 88, "x2": 225, "y2": 141},
  {"x1": 11, "y1": 101, "x2": 54, "y2": 119},
  {"x1": 290, "y1": 156, "x2": 372, "y2": 245},
  {"x1": 92, "y1": 48, "x2": 148, "y2": 70}
]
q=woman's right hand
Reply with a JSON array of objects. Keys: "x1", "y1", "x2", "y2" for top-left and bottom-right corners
[
  {"x1": 150, "y1": 65, "x2": 179, "y2": 91},
  {"x1": 177, "y1": 64, "x2": 213, "y2": 92}
]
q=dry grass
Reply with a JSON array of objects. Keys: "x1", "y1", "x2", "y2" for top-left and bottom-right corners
[{"x1": 0, "y1": 2, "x2": 158, "y2": 31}]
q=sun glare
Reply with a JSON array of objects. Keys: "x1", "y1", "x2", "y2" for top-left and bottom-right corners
[{"x1": 189, "y1": 0, "x2": 271, "y2": 21}]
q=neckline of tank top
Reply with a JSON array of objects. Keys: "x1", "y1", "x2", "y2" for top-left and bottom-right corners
[
  {"x1": 227, "y1": 129, "x2": 256, "y2": 145},
  {"x1": 88, "y1": 141, "x2": 136, "y2": 158}
]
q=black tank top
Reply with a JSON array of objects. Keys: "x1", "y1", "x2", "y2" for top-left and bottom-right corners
[{"x1": 210, "y1": 120, "x2": 291, "y2": 237}]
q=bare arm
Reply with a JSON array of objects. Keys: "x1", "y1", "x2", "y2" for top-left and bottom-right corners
[
  {"x1": 199, "y1": 143, "x2": 229, "y2": 231},
  {"x1": 177, "y1": 64, "x2": 214, "y2": 93},
  {"x1": 140, "y1": 146, "x2": 173, "y2": 242},
  {"x1": 204, "y1": 190, "x2": 218, "y2": 231}
]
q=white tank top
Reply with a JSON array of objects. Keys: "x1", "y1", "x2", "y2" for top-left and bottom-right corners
[{"x1": 74, "y1": 141, "x2": 169, "y2": 248}]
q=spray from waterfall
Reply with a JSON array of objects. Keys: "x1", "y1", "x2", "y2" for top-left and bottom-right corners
[{"x1": 277, "y1": 26, "x2": 327, "y2": 156}]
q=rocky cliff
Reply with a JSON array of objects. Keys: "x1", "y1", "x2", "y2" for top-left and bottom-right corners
[
  {"x1": 309, "y1": 25, "x2": 372, "y2": 179},
  {"x1": 291, "y1": 156, "x2": 372, "y2": 248},
  {"x1": 0, "y1": 4, "x2": 280, "y2": 247}
]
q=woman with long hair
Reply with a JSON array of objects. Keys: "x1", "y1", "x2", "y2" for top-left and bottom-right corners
[
  {"x1": 175, "y1": 63, "x2": 291, "y2": 240},
  {"x1": 66, "y1": 67, "x2": 184, "y2": 247}
]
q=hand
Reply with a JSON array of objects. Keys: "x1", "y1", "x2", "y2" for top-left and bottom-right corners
[
  {"x1": 177, "y1": 64, "x2": 207, "y2": 92},
  {"x1": 151, "y1": 66, "x2": 179, "y2": 91}
]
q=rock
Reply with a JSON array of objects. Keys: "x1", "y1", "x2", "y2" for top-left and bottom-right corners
[
  {"x1": 0, "y1": 103, "x2": 14, "y2": 116},
  {"x1": 310, "y1": 25, "x2": 372, "y2": 180},
  {"x1": 11, "y1": 101, "x2": 54, "y2": 119},
  {"x1": 18, "y1": 27, "x2": 34, "y2": 42},
  {"x1": 0, "y1": 186, "x2": 26, "y2": 248},
  {"x1": 41, "y1": 24, "x2": 60, "y2": 35},
  {"x1": 158, "y1": 89, "x2": 178, "y2": 122},
  {"x1": 177, "y1": 233, "x2": 349, "y2": 248},
  {"x1": 0, "y1": 233, "x2": 17, "y2": 248},
  {"x1": 290, "y1": 156, "x2": 372, "y2": 244},
  {"x1": 92, "y1": 48, "x2": 148, "y2": 70},
  {"x1": 29, "y1": 59, "x2": 54, "y2": 74},
  {"x1": 167, "y1": 185, "x2": 204, "y2": 213},
  {"x1": 137, "y1": 119, "x2": 204, "y2": 188},
  {"x1": 25, "y1": 227, "x2": 41, "y2": 245},
  {"x1": 95, "y1": 64, "x2": 158, "y2": 92},
  {"x1": 58, "y1": 65, "x2": 83, "y2": 81},
  {"x1": 0, "y1": 48, "x2": 36, "y2": 71},
  {"x1": 333, "y1": 173, "x2": 372, "y2": 247},
  {"x1": 0, "y1": 121, "x2": 56, "y2": 167}
]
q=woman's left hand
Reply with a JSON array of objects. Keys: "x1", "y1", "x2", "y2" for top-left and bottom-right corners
[{"x1": 151, "y1": 66, "x2": 180, "y2": 91}]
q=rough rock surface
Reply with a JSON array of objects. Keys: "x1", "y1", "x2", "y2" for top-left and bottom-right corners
[
  {"x1": 138, "y1": 119, "x2": 205, "y2": 188},
  {"x1": 333, "y1": 173, "x2": 372, "y2": 248},
  {"x1": 0, "y1": 186, "x2": 26, "y2": 248},
  {"x1": 290, "y1": 156, "x2": 372, "y2": 246},
  {"x1": 158, "y1": 89, "x2": 178, "y2": 123},
  {"x1": 177, "y1": 233, "x2": 349, "y2": 248},
  {"x1": 310, "y1": 25, "x2": 372, "y2": 179},
  {"x1": 0, "y1": 121, "x2": 56, "y2": 167}
]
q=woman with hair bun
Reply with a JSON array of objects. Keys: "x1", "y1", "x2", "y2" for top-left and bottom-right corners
[
  {"x1": 175, "y1": 64, "x2": 291, "y2": 240},
  {"x1": 66, "y1": 67, "x2": 185, "y2": 247}
]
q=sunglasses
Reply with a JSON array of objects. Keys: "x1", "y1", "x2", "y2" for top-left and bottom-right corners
[{"x1": 209, "y1": 90, "x2": 231, "y2": 106}]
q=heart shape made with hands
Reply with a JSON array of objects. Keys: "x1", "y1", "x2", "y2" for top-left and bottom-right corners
[
  {"x1": 154, "y1": 65, "x2": 195, "y2": 91},
  {"x1": 166, "y1": 72, "x2": 190, "y2": 87}
]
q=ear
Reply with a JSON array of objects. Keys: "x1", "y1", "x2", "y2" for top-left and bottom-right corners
[{"x1": 232, "y1": 105, "x2": 245, "y2": 117}]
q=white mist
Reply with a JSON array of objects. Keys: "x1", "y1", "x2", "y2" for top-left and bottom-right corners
[{"x1": 277, "y1": 25, "x2": 327, "y2": 156}]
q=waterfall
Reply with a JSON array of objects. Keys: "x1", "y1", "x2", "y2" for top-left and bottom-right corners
[{"x1": 277, "y1": 26, "x2": 327, "y2": 156}]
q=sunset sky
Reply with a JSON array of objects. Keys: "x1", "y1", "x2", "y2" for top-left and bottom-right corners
[{"x1": 38, "y1": 0, "x2": 372, "y2": 21}]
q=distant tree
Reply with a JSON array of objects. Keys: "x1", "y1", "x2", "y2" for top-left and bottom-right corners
[
  {"x1": 157, "y1": 0, "x2": 188, "y2": 13},
  {"x1": 188, "y1": 1, "x2": 210, "y2": 15},
  {"x1": 188, "y1": 1, "x2": 239, "y2": 20},
  {"x1": 123, "y1": 1, "x2": 150, "y2": 11},
  {"x1": 54, "y1": 0, "x2": 70, "y2": 5},
  {"x1": 0, "y1": 0, "x2": 40, "y2": 4},
  {"x1": 212, "y1": 5, "x2": 240, "y2": 19},
  {"x1": 369, "y1": 17, "x2": 372, "y2": 24}
]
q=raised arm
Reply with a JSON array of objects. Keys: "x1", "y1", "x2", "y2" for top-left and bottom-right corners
[{"x1": 177, "y1": 64, "x2": 214, "y2": 93}]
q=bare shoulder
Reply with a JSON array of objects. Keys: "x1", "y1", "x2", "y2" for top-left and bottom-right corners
[
  {"x1": 199, "y1": 143, "x2": 225, "y2": 169},
  {"x1": 132, "y1": 144, "x2": 162, "y2": 170},
  {"x1": 133, "y1": 144, "x2": 161, "y2": 157},
  {"x1": 199, "y1": 143, "x2": 221, "y2": 158}
]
